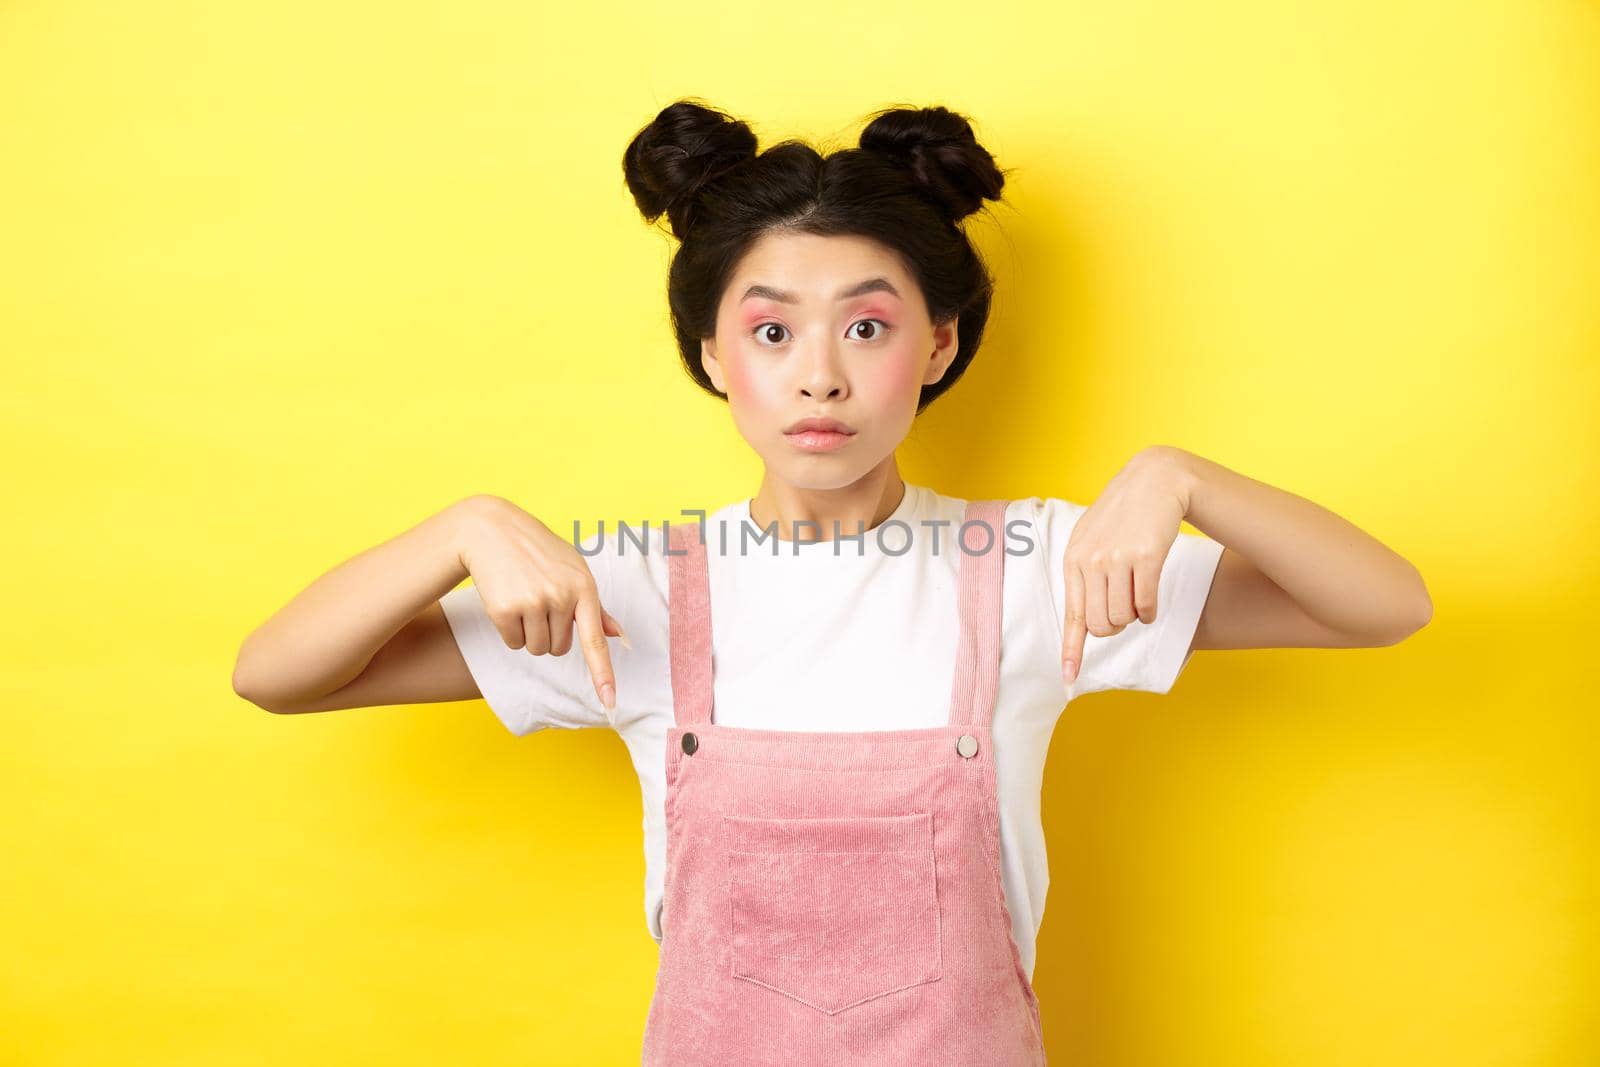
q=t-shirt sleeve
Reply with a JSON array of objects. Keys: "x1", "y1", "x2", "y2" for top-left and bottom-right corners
[
  {"x1": 438, "y1": 526, "x2": 620, "y2": 736},
  {"x1": 1024, "y1": 496, "x2": 1224, "y2": 696}
]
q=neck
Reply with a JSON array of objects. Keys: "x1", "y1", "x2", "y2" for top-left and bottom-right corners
[{"x1": 748, "y1": 461, "x2": 907, "y2": 544}]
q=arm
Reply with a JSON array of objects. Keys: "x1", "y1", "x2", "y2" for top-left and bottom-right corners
[
  {"x1": 1153, "y1": 446, "x2": 1434, "y2": 651},
  {"x1": 231, "y1": 498, "x2": 486, "y2": 714},
  {"x1": 231, "y1": 495, "x2": 625, "y2": 716}
]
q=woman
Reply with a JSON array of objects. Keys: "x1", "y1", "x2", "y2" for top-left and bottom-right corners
[{"x1": 232, "y1": 99, "x2": 1432, "y2": 1065}]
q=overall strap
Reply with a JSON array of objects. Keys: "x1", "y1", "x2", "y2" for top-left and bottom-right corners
[
  {"x1": 666, "y1": 519, "x2": 714, "y2": 726},
  {"x1": 946, "y1": 499, "x2": 1010, "y2": 731}
]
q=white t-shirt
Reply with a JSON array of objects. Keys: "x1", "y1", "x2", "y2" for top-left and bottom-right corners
[{"x1": 440, "y1": 482, "x2": 1224, "y2": 980}]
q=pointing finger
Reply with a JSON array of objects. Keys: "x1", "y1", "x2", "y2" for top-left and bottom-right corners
[
  {"x1": 574, "y1": 590, "x2": 618, "y2": 711},
  {"x1": 1062, "y1": 560, "x2": 1087, "y2": 686}
]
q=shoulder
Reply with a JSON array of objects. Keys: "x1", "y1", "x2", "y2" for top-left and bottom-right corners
[
  {"x1": 1004, "y1": 495, "x2": 1087, "y2": 541},
  {"x1": 915, "y1": 487, "x2": 1086, "y2": 529},
  {"x1": 579, "y1": 498, "x2": 749, "y2": 613}
]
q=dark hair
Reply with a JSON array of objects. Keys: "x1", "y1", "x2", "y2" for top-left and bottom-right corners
[{"x1": 622, "y1": 98, "x2": 1011, "y2": 413}]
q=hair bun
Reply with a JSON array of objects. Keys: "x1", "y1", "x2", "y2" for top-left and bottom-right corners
[
  {"x1": 858, "y1": 105, "x2": 1005, "y2": 223},
  {"x1": 622, "y1": 99, "x2": 759, "y2": 239}
]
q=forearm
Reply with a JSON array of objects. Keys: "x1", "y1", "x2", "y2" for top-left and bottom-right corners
[
  {"x1": 1152, "y1": 446, "x2": 1432, "y2": 642},
  {"x1": 232, "y1": 497, "x2": 480, "y2": 708}
]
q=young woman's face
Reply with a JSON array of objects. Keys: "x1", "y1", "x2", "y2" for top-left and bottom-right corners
[{"x1": 700, "y1": 231, "x2": 959, "y2": 491}]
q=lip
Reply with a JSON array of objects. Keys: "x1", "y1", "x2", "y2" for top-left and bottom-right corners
[
  {"x1": 785, "y1": 428, "x2": 853, "y2": 453},
  {"x1": 783, "y1": 416, "x2": 856, "y2": 454},
  {"x1": 784, "y1": 416, "x2": 856, "y2": 435}
]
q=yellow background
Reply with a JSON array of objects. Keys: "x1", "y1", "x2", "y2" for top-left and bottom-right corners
[{"x1": 4, "y1": 0, "x2": 1595, "y2": 1063}]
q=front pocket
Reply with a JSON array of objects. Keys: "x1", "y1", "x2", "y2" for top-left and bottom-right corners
[{"x1": 723, "y1": 811, "x2": 942, "y2": 1016}]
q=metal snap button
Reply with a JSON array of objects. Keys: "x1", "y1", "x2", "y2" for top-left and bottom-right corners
[
  {"x1": 956, "y1": 734, "x2": 979, "y2": 758},
  {"x1": 681, "y1": 732, "x2": 699, "y2": 755}
]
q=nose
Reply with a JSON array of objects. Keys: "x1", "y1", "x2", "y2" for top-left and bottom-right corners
[{"x1": 798, "y1": 338, "x2": 848, "y2": 401}]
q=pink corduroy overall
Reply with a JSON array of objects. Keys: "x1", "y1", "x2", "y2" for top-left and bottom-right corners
[{"x1": 639, "y1": 498, "x2": 1048, "y2": 1066}]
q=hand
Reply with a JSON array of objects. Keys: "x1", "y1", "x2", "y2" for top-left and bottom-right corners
[
  {"x1": 1061, "y1": 448, "x2": 1192, "y2": 686},
  {"x1": 454, "y1": 495, "x2": 628, "y2": 711}
]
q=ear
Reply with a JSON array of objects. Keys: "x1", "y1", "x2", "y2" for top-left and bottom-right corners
[
  {"x1": 701, "y1": 337, "x2": 727, "y2": 395},
  {"x1": 922, "y1": 316, "x2": 960, "y2": 386}
]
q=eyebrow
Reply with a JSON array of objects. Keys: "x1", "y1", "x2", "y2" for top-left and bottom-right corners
[{"x1": 738, "y1": 277, "x2": 902, "y2": 305}]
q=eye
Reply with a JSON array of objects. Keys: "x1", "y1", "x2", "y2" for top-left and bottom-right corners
[
  {"x1": 850, "y1": 319, "x2": 891, "y2": 341},
  {"x1": 752, "y1": 322, "x2": 790, "y2": 346},
  {"x1": 750, "y1": 319, "x2": 893, "y2": 347}
]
